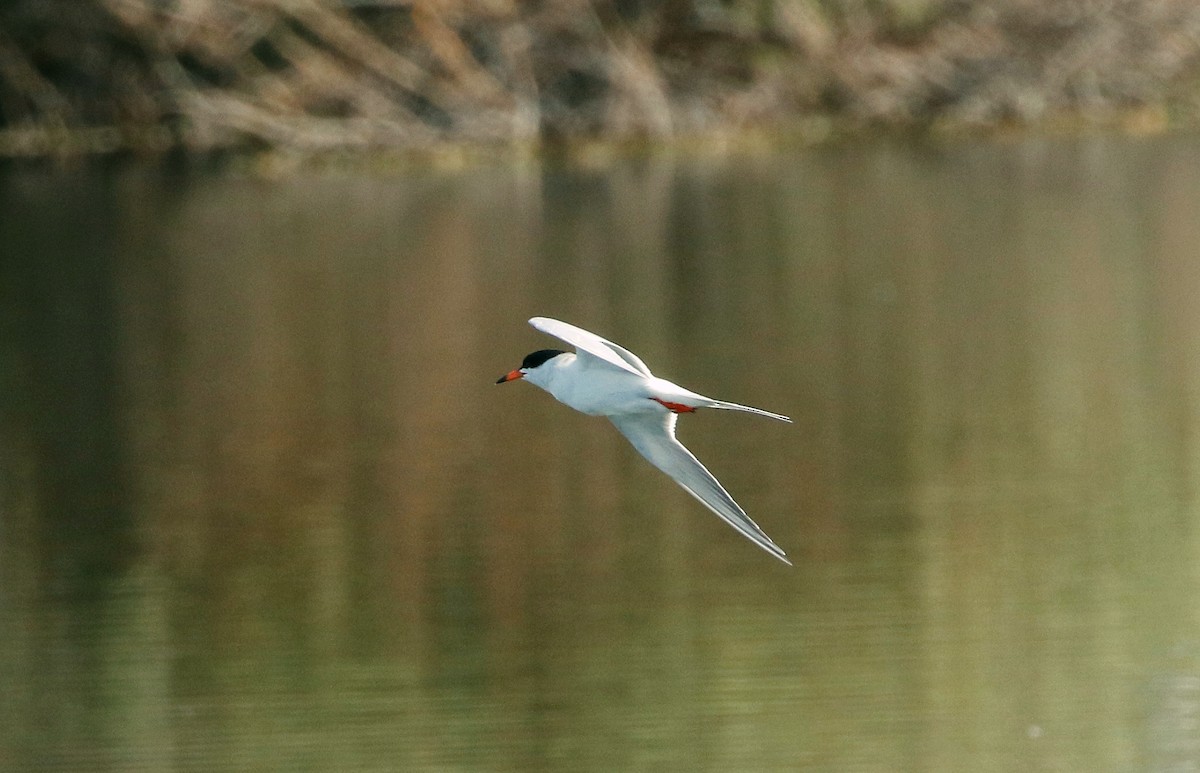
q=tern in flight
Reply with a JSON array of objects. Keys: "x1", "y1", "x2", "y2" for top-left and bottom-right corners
[{"x1": 497, "y1": 317, "x2": 792, "y2": 564}]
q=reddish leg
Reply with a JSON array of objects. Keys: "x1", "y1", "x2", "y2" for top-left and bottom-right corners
[{"x1": 651, "y1": 398, "x2": 696, "y2": 413}]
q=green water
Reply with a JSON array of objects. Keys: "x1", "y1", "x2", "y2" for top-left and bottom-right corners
[{"x1": 1, "y1": 135, "x2": 1198, "y2": 771}]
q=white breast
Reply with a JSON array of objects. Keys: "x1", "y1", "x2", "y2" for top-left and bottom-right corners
[{"x1": 538, "y1": 355, "x2": 657, "y2": 416}]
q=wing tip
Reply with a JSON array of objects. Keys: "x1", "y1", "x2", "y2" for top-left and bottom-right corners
[{"x1": 757, "y1": 539, "x2": 793, "y2": 566}]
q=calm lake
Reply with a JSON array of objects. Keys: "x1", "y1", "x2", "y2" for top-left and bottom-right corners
[{"x1": 2, "y1": 134, "x2": 1199, "y2": 772}]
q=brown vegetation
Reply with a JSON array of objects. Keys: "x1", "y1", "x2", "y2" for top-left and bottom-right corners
[{"x1": 2, "y1": 0, "x2": 1200, "y2": 157}]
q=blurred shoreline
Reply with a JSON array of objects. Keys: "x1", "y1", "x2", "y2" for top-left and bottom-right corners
[{"x1": 2, "y1": 0, "x2": 1199, "y2": 161}]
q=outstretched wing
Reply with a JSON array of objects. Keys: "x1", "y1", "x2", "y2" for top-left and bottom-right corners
[
  {"x1": 530, "y1": 317, "x2": 653, "y2": 377},
  {"x1": 608, "y1": 412, "x2": 791, "y2": 565}
]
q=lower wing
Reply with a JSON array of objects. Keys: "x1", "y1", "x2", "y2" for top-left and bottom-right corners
[{"x1": 609, "y1": 413, "x2": 791, "y2": 565}]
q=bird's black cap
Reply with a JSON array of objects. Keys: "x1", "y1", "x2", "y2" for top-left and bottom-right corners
[
  {"x1": 521, "y1": 349, "x2": 566, "y2": 369},
  {"x1": 496, "y1": 349, "x2": 566, "y2": 384}
]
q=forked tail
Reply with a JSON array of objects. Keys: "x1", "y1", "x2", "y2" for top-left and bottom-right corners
[{"x1": 707, "y1": 400, "x2": 792, "y2": 423}]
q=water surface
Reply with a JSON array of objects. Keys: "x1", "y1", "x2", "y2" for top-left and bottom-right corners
[{"x1": 2, "y1": 136, "x2": 1199, "y2": 771}]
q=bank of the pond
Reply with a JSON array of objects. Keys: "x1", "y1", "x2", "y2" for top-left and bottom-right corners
[{"x1": 2, "y1": 0, "x2": 1200, "y2": 159}]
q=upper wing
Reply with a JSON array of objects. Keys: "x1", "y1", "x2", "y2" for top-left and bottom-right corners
[
  {"x1": 530, "y1": 317, "x2": 653, "y2": 377},
  {"x1": 609, "y1": 413, "x2": 791, "y2": 565}
]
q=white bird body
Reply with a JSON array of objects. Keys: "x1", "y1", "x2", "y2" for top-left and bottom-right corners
[
  {"x1": 498, "y1": 317, "x2": 793, "y2": 565},
  {"x1": 523, "y1": 353, "x2": 648, "y2": 415},
  {"x1": 525, "y1": 353, "x2": 713, "y2": 417}
]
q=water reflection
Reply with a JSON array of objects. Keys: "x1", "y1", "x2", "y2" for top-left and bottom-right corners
[{"x1": 1, "y1": 136, "x2": 1199, "y2": 771}]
